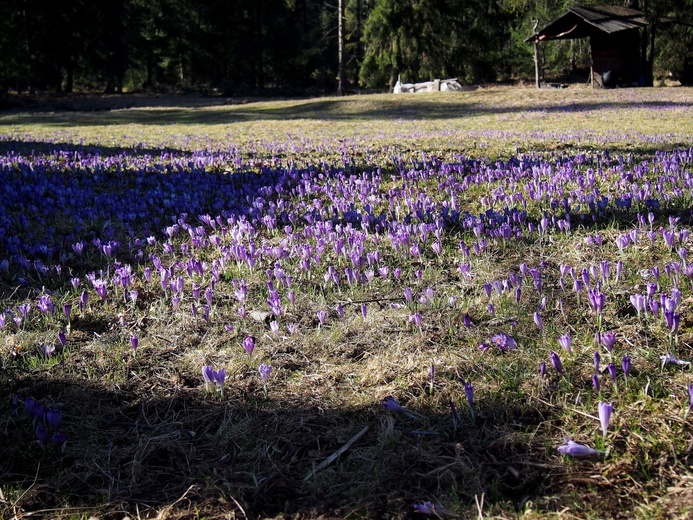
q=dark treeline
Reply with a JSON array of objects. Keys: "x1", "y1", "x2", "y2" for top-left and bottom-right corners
[{"x1": 0, "y1": 0, "x2": 691, "y2": 96}]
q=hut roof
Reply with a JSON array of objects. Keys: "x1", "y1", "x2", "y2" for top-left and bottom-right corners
[{"x1": 528, "y1": 5, "x2": 647, "y2": 42}]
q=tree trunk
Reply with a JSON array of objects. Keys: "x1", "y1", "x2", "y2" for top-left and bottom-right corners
[
  {"x1": 532, "y1": 20, "x2": 540, "y2": 89},
  {"x1": 338, "y1": 0, "x2": 345, "y2": 95},
  {"x1": 648, "y1": 23, "x2": 655, "y2": 86}
]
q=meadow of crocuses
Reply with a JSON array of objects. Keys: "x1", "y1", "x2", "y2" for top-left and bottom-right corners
[{"x1": 1, "y1": 87, "x2": 692, "y2": 519}]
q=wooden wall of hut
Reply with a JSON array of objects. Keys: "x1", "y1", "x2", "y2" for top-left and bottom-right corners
[{"x1": 590, "y1": 29, "x2": 642, "y2": 88}]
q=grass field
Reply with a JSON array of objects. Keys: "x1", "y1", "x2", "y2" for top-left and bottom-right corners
[{"x1": 1, "y1": 85, "x2": 692, "y2": 519}]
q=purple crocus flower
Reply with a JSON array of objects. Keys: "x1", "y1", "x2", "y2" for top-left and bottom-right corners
[
  {"x1": 490, "y1": 333, "x2": 518, "y2": 352},
  {"x1": 41, "y1": 344, "x2": 56, "y2": 357},
  {"x1": 51, "y1": 431, "x2": 68, "y2": 445},
  {"x1": 587, "y1": 288, "x2": 605, "y2": 315},
  {"x1": 602, "y1": 331, "x2": 616, "y2": 354},
  {"x1": 630, "y1": 294, "x2": 646, "y2": 316},
  {"x1": 130, "y1": 335, "x2": 139, "y2": 352},
  {"x1": 557, "y1": 439, "x2": 603, "y2": 457},
  {"x1": 539, "y1": 361, "x2": 546, "y2": 379},
  {"x1": 687, "y1": 384, "x2": 693, "y2": 417},
  {"x1": 37, "y1": 294, "x2": 55, "y2": 315},
  {"x1": 607, "y1": 362, "x2": 617, "y2": 382},
  {"x1": 259, "y1": 363, "x2": 272, "y2": 384},
  {"x1": 593, "y1": 351, "x2": 600, "y2": 373},
  {"x1": 63, "y1": 304, "x2": 72, "y2": 321},
  {"x1": 664, "y1": 310, "x2": 680, "y2": 333},
  {"x1": 449, "y1": 400, "x2": 461, "y2": 426},
  {"x1": 24, "y1": 397, "x2": 44, "y2": 419},
  {"x1": 94, "y1": 281, "x2": 108, "y2": 301},
  {"x1": 550, "y1": 351, "x2": 564, "y2": 374},
  {"x1": 381, "y1": 396, "x2": 404, "y2": 412},
  {"x1": 581, "y1": 268, "x2": 590, "y2": 286},
  {"x1": 649, "y1": 298, "x2": 660, "y2": 316},
  {"x1": 660, "y1": 353, "x2": 691, "y2": 368},
  {"x1": 381, "y1": 396, "x2": 421, "y2": 420},
  {"x1": 214, "y1": 368, "x2": 226, "y2": 397},
  {"x1": 409, "y1": 313, "x2": 422, "y2": 330},
  {"x1": 412, "y1": 502, "x2": 444, "y2": 515},
  {"x1": 463, "y1": 313, "x2": 472, "y2": 328},
  {"x1": 202, "y1": 365, "x2": 215, "y2": 387},
  {"x1": 598, "y1": 401, "x2": 613, "y2": 437},
  {"x1": 463, "y1": 381, "x2": 474, "y2": 409},
  {"x1": 533, "y1": 312, "x2": 542, "y2": 330},
  {"x1": 459, "y1": 379, "x2": 476, "y2": 422},
  {"x1": 242, "y1": 336, "x2": 255, "y2": 357},
  {"x1": 36, "y1": 423, "x2": 48, "y2": 444},
  {"x1": 79, "y1": 290, "x2": 88, "y2": 313},
  {"x1": 592, "y1": 374, "x2": 600, "y2": 392},
  {"x1": 558, "y1": 333, "x2": 571, "y2": 354},
  {"x1": 316, "y1": 310, "x2": 327, "y2": 326},
  {"x1": 45, "y1": 407, "x2": 62, "y2": 429},
  {"x1": 17, "y1": 303, "x2": 30, "y2": 319},
  {"x1": 622, "y1": 355, "x2": 631, "y2": 381}
]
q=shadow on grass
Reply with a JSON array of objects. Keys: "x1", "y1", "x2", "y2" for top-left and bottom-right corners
[
  {"x1": 1, "y1": 362, "x2": 568, "y2": 518},
  {"x1": 2, "y1": 94, "x2": 693, "y2": 127},
  {"x1": 0, "y1": 138, "x2": 188, "y2": 157}
]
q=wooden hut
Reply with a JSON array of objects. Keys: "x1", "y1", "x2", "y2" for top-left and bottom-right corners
[{"x1": 529, "y1": 5, "x2": 649, "y2": 88}]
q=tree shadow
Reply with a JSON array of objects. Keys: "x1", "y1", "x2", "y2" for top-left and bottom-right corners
[
  {"x1": 2, "y1": 92, "x2": 693, "y2": 127},
  {"x1": 0, "y1": 138, "x2": 188, "y2": 157},
  {"x1": 0, "y1": 141, "x2": 280, "y2": 297},
  {"x1": 1, "y1": 365, "x2": 573, "y2": 518}
]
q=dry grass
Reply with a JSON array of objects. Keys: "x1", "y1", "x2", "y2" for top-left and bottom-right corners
[{"x1": 1, "y1": 86, "x2": 693, "y2": 519}]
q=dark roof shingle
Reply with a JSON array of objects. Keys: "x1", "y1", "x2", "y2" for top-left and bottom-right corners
[{"x1": 528, "y1": 5, "x2": 648, "y2": 42}]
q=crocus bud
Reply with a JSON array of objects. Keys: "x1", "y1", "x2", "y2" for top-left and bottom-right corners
[
  {"x1": 550, "y1": 351, "x2": 563, "y2": 375},
  {"x1": 558, "y1": 333, "x2": 571, "y2": 354},
  {"x1": 592, "y1": 374, "x2": 600, "y2": 392},
  {"x1": 259, "y1": 363, "x2": 272, "y2": 384},
  {"x1": 607, "y1": 362, "x2": 617, "y2": 381},
  {"x1": 242, "y1": 336, "x2": 255, "y2": 357},
  {"x1": 45, "y1": 407, "x2": 62, "y2": 429},
  {"x1": 533, "y1": 312, "x2": 543, "y2": 330},
  {"x1": 622, "y1": 355, "x2": 631, "y2": 381},
  {"x1": 36, "y1": 424, "x2": 48, "y2": 444},
  {"x1": 598, "y1": 401, "x2": 613, "y2": 437}
]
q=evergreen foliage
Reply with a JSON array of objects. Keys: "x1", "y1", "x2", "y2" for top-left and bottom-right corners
[{"x1": 0, "y1": 0, "x2": 690, "y2": 94}]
